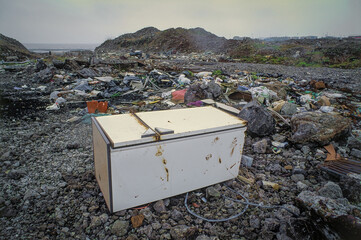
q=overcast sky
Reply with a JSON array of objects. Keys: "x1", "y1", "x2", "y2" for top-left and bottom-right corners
[{"x1": 0, "y1": 0, "x2": 360, "y2": 44}]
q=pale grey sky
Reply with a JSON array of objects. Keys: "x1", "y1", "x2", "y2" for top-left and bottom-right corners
[{"x1": 0, "y1": 0, "x2": 360, "y2": 44}]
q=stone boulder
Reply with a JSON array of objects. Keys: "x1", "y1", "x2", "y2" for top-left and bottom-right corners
[
  {"x1": 290, "y1": 112, "x2": 351, "y2": 145},
  {"x1": 238, "y1": 101, "x2": 275, "y2": 136},
  {"x1": 296, "y1": 190, "x2": 361, "y2": 239}
]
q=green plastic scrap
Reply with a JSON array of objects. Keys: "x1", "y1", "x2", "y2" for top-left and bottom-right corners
[{"x1": 111, "y1": 92, "x2": 121, "y2": 98}]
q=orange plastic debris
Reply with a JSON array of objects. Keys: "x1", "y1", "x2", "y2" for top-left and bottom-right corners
[
  {"x1": 97, "y1": 101, "x2": 108, "y2": 113},
  {"x1": 324, "y1": 144, "x2": 342, "y2": 161},
  {"x1": 192, "y1": 203, "x2": 200, "y2": 208},
  {"x1": 86, "y1": 100, "x2": 98, "y2": 113}
]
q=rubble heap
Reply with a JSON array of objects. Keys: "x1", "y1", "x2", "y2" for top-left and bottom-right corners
[{"x1": 0, "y1": 52, "x2": 360, "y2": 239}]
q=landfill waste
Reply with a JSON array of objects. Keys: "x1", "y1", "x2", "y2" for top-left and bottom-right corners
[
  {"x1": 1, "y1": 42, "x2": 361, "y2": 240},
  {"x1": 184, "y1": 81, "x2": 222, "y2": 104},
  {"x1": 45, "y1": 102, "x2": 60, "y2": 111},
  {"x1": 171, "y1": 89, "x2": 187, "y2": 103}
]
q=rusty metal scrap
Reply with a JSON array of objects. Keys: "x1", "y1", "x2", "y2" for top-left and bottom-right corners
[{"x1": 319, "y1": 158, "x2": 361, "y2": 176}]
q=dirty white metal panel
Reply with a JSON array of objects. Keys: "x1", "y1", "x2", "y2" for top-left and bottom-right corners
[
  {"x1": 95, "y1": 113, "x2": 154, "y2": 148},
  {"x1": 110, "y1": 128, "x2": 245, "y2": 212},
  {"x1": 92, "y1": 120, "x2": 112, "y2": 211},
  {"x1": 136, "y1": 106, "x2": 246, "y2": 140}
]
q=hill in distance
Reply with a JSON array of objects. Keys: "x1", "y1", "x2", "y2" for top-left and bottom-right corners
[
  {"x1": 96, "y1": 27, "x2": 235, "y2": 54},
  {"x1": 0, "y1": 33, "x2": 32, "y2": 61}
]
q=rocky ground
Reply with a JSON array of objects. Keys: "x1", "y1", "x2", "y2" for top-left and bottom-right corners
[{"x1": 0, "y1": 57, "x2": 360, "y2": 240}]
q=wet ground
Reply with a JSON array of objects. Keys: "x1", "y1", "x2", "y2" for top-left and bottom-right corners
[{"x1": 0, "y1": 60, "x2": 360, "y2": 239}]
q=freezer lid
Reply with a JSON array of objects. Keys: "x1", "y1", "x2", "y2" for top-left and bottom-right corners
[
  {"x1": 136, "y1": 106, "x2": 247, "y2": 141},
  {"x1": 94, "y1": 114, "x2": 156, "y2": 148}
]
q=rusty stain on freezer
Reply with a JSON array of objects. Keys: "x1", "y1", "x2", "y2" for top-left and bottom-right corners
[
  {"x1": 219, "y1": 158, "x2": 222, "y2": 164},
  {"x1": 156, "y1": 146, "x2": 163, "y2": 156},
  {"x1": 230, "y1": 137, "x2": 238, "y2": 156},
  {"x1": 230, "y1": 163, "x2": 236, "y2": 169},
  {"x1": 164, "y1": 167, "x2": 169, "y2": 181},
  {"x1": 231, "y1": 147, "x2": 235, "y2": 156},
  {"x1": 206, "y1": 154, "x2": 212, "y2": 160}
]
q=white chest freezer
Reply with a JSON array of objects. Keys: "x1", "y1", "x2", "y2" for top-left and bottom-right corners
[{"x1": 92, "y1": 106, "x2": 247, "y2": 213}]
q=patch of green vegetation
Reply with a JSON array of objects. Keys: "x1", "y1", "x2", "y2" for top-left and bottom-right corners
[
  {"x1": 329, "y1": 59, "x2": 361, "y2": 69},
  {"x1": 296, "y1": 60, "x2": 322, "y2": 68},
  {"x1": 268, "y1": 56, "x2": 287, "y2": 64},
  {"x1": 184, "y1": 70, "x2": 194, "y2": 77},
  {"x1": 212, "y1": 69, "x2": 223, "y2": 77},
  {"x1": 280, "y1": 43, "x2": 299, "y2": 51},
  {"x1": 251, "y1": 73, "x2": 258, "y2": 80},
  {"x1": 271, "y1": 45, "x2": 281, "y2": 51},
  {"x1": 253, "y1": 42, "x2": 266, "y2": 49}
]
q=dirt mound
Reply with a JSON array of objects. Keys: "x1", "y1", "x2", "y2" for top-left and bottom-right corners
[
  {"x1": 96, "y1": 27, "x2": 230, "y2": 54},
  {"x1": 0, "y1": 33, "x2": 32, "y2": 61}
]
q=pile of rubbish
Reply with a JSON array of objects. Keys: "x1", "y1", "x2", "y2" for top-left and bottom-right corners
[{"x1": 1, "y1": 56, "x2": 360, "y2": 239}]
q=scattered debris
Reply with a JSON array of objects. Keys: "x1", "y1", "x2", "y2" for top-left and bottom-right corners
[{"x1": 1, "y1": 36, "x2": 361, "y2": 240}]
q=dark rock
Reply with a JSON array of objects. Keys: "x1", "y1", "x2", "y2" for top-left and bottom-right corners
[
  {"x1": 262, "y1": 218, "x2": 280, "y2": 231},
  {"x1": 170, "y1": 209, "x2": 183, "y2": 221},
  {"x1": 110, "y1": 220, "x2": 129, "y2": 237},
  {"x1": 253, "y1": 139, "x2": 268, "y2": 153},
  {"x1": 66, "y1": 142, "x2": 80, "y2": 149},
  {"x1": 8, "y1": 169, "x2": 26, "y2": 180},
  {"x1": 318, "y1": 182, "x2": 343, "y2": 199},
  {"x1": 290, "y1": 112, "x2": 351, "y2": 145},
  {"x1": 33, "y1": 67, "x2": 55, "y2": 83},
  {"x1": 339, "y1": 176, "x2": 361, "y2": 203},
  {"x1": 184, "y1": 81, "x2": 222, "y2": 103},
  {"x1": 138, "y1": 225, "x2": 153, "y2": 238},
  {"x1": 77, "y1": 68, "x2": 98, "y2": 78},
  {"x1": 205, "y1": 81, "x2": 222, "y2": 98},
  {"x1": 23, "y1": 189, "x2": 40, "y2": 200},
  {"x1": 64, "y1": 59, "x2": 80, "y2": 71},
  {"x1": 35, "y1": 59, "x2": 47, "y2": 72},
  {"x1": 0, "y1": 207, "x2": 17, "y2": 218},
  {"x1": 249, "y1": 216, "x2": 261, "y2": 229},
  {"x1": 1, "y1": 151, "x2": 11, "y2": 160},
  {"x1": 296, "y1": 190, "x2": 361, "y2": 239},
  {"x1": 297, "y1": 181, "x2": 308, "y2": 190},
  {"x1": 170, "y1": 225, "x2": 196, "y2": 240},
  {"x1": 301, "y1": 145, "x2": 311, "y2": 155},
  {"x1": 206, "y1": 186, "x2": 221, "y2": 198},
  {"x1": 153, "y1": 200, "x2": 166, "y2": 213},
  {"x1": 272, "y1": 134, "x2": 287, "y2": 142},
  {"x1": 347, "y1": 136, "x2": 361, "y2": 150},
  {"x1": 291, "y1": 174, "x2": 305, "y2": 182},
  {"x1": 52, "y1": 60, "x2": 65, "y2": 69},
  {"x1": 350, "y1": 149, "x2": 361, "y2": 159},
  {"x1": 238, "y1": 101, "x2": 275, "y2": 136},
  {"x1": 196, "y1": 235, "x2": 211, "y2": 240}
]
